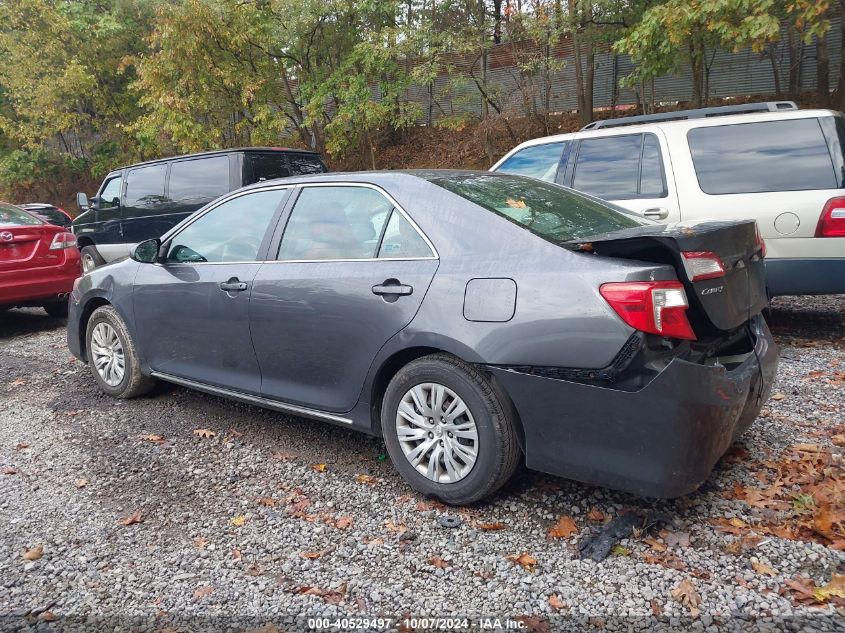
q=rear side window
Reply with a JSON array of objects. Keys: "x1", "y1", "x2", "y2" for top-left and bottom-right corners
[
  {"x1": 572, "y1": 133, "x2": 666, "y2": 199},
  {"x1": 125, "y1": 164, "x2": 167, "y2": 207},
  {"x1": 288, "y1": 154, "x2": 325, "y2": 175},
  {"x1": 378, "y1": 211, "x2": 434, "y2": 258},
  {"x1": 169, "y1": 156, "x2": 230, "y2": 200},
  {"x1": 425, "y1": 173, "x2": 647, "y2": 244},
  {"x1": 248, "y1": 154, "x2": 291, "y2": 183},
  {"x1": 688, "y1": 119, "x2": 839, "y2": 194},
  {"x1": 0, "y1": 203, "x2": 42, "y2": 226},
  {"x1": 496, "y1": 142, "x2": 567, "y2": 182}
]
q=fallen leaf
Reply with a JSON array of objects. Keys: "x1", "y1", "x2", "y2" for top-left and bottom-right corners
[
  {"x1": 118, "y1": 510, "x2": 143, "y2": 526},
  {"x1": 671, "y1": 578, "x2": 701, "y2": 617},
  {"x1": 193, "y1": 428, "x2": 216, "y2": 438},
  {"x1": 140, "y1": 434, "x2": 165, "y2": 443},
  {"x1": 476, "y1": 522, "x2": 506, "y2": 531},
  {"x1": 385, "y1": 519, "x2": 408, "y2": 533},
  {"x1": 193, "y1": 536, "x2": 209, "y2": 549},
  {"x1": 356, "y1": 474, "x2": 377, "y2": 485},
  {"x1": 255, "y1": 497, "x2": 278, "y2": 508},
  {"x1": 230, "y1": 515, "x2": 247, "y2": 527},
  {"x1": 193, "y1": 585, "x2": 214, "y2": 600},
  {"x1": 587, "y1": 509, "x2": 606, "y2": 522},
  {"x1": 643, "y1": 536, "x2": 667, "y2": 552},
  {"x1": 814, "y1": 574, "x2": 845, "y2": 602},
  {"x1": 547, "y1": 516, "x2": 578, "y2": 539},
  {"x1": 231, "y1": 548, "x2": 242, "y2": 561},
  {"x1": 505, "y1": 198, "x2": 527, "y2": 209},
  {"x1": 2, "y1": 466, "x2": 17, "y2": 475},
  {"x1": 650, "y1": 598, "x2": 663, "y2": 617},
  {"x1": 587, "y1": 617, "x2": 606, "y2": 630},
  {"x1": 10, "y1": 378, "x2": 26, "y2": 386},
  {"x1": 271, "y1": 451, "x2": 297, "y2": 461},
  {"x1": 831, "y1": 434, "x2": 845, "y2": 447},
  {"x1": 752, "y1": 561, "x2": 778, "y2": 577},
  {"x1": 247, "y1": 565, "x2": 262, "y2": 577},
  {"x1": 506, "y1": 552, "x2": 537, "y2": 572},
  {"x1": 548, "y1": 594, "x2": 566, "y2": 610},
  {"x1": 75, "y1": 478, "x2": 89, "y2": 488},
  {"x1": 39, "y1": 611, "x2": 57, "y2": 622},
  {"x1": 771, "y1": 393, "x2": 786, "y2": 401},
  {"x1": 611, "y1": 544, "x2": 631, "y2": 556},
  {"x1": 429, "y1": 555, "x2": 450, "y2": 569},
  {"x1": 301, "y1": 551, "x2": 322, "y2": 559},
  {"x1": 662, "y1": 530, "x2": 691, "y2": 549},
  {"x1": 334, "y1": 516, "x2": 353, "y2": 529},
  {"x1": 22, "y1": 544, "x2": 43, "y2": 561},
  {"x1": 311, "y1": 463, "x2": 327, "y2": 473},
  {"x1": 14, "y1": 442, "x2": 30, "y2": 450}
]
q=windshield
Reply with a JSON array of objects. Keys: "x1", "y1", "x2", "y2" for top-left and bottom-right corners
[
  {"x1": 424, "y1": 173, "x2": 648, "y2": 244},
  {"x1": 0, "y1": 203, "x2": 43, "y2": 227}
]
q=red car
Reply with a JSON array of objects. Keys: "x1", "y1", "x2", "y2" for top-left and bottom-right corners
[{"x1": 0, "y1": 202, "x2": 80, "y2": 317}]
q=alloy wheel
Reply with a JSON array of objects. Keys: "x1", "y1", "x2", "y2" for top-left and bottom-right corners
[
  {"x1": 395, "y1": 382, "x2": 479, "y2": 483},
  {"x1": 90, "y1": 322, "x2": 125, "y2": 387}
]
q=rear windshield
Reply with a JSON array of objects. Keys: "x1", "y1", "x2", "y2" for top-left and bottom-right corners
[
  {"x1": 0, "y1": 203, "x2": 43, "y2": 227},
  {"x1": 425, "y1": 173, "x2": 648, "y2": 243},
  {"x1": 687, "y1": 118, "x2": 841, "y2": 194}
]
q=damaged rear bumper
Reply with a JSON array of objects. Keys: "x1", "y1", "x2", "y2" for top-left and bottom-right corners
[{"x1": 488, "y1": 315, "x2": 778, "y2": 498}]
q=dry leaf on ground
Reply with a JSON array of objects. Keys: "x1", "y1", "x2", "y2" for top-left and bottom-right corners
[
  {"x1": 476, "y1": 522, "x2": 506, "y2": 531},
  {"x1": 192, "y1": 428, "x2": 216, "y2": 438},
  {"x1": 333, "y1": 516, "x2": 353, "y2": 529},
  {"x1": 356, "y1": 474, "x2": 377, "y2": 485},
  {"x1": 429, "y1": 555, "x2": 450, "y2": 569},
  {"x1": 301, "y1": 551, "x2": 322, "y2": 559},
  {"x1": 193, "y1": 585, "x2": 214, "y2": 600},
  {"x1": 311, "y1": 463, "x2": 327, "y2": 473},
  {"x1": 75, "y1": 478, "x2": 89, "y2": 488},
  {"x1": 118, "y1": 510, "x2": 143, "y2": 526},
  {"x1": 671, "y1": 578, "x2": 701, "y2": 617},
  {"x1": 139, "y1": 434, "x2": 165, "y2": 443},
  {"x1": 548, "y1": 594, "x2": 566, "y2": 610},
  {"x1": 547, "y1": 516, "x2": 578, "y2": 539},
  {"x1": 2, "y1": 467, "x2": 17, "y2": 475},
  {"x1": 255, "y1": 497, "x2": 277, "y2": 507},
  {"x1": 15, "y1": 442, "x2": 30, "y2": 450},
  {"x1": 193, "y1": 536, "x2": 209, "y2": 549},
  {"x1": 752, "y1": 561, "x2": 778, "y2": 577},
  {"x1": 230, "y1": 515, "x2": 247, "y2": 527},
  {"x1": 506, "y1": 552, "x2": 537, "y2": 572},
  {"x1": 22, "y1": 545, "x2": 43, "y2": 561}
]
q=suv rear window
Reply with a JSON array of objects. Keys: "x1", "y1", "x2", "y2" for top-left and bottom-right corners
[
  {"x1": 248, "y1": 153, "x2": 291, "y2": 183},
  {"x1": 425, "y1": 173, "x2": 647, "y2": 244},
  {"x1": 688, "y1": 119, "x2": 839, "y2": 194}
]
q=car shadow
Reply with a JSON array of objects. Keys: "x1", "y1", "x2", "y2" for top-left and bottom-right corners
[{"x1": 0, "y1": 307, "x2": 67, "y2": 341}]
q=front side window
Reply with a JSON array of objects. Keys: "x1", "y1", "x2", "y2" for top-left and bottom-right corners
[
  {"x1": 688, "y1": 119, "x2": 838, "y2": 194},
  {"x1": 496, "y1": 142, "x2": 567, "y2": 182},
  {"x1": 425, "y1": 173, "x2": 647, "y2": 244},
  {"x1": 169, "y1": 156, "x2": 230, "y2": 200},
  {"x1": 98, "y1": 176, "x2": 122, "y2": 209},
  {"x1": 125, "y1": 164, "x2": 167, "y2": 207},
  {"x1": 278, "y1": 186, "x2": 394, "y2": 260},
  {"x1": 166, "y1": 189, "x2": 287, "y2": 264},
  {"x1": 573, "y1": 134, "x2": 643, "y2": 199}
]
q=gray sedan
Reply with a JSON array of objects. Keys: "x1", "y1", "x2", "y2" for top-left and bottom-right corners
[{"x1": 67, "y1": 171, "x2": 778, "y2": 504}]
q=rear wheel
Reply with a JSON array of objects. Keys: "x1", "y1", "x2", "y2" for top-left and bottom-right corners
[
  {"x1": 85, "y1": 305, "x2": 156, "y2": 398},
  {"x1": 43, "y1": 302, "x2": 68, "y2": 318},
  {"x1": 80, "y1": 245, "x2": 105, "y2": 273},
  {"x1": 381, "y1": 354, "x2": 521, "y2": 505}
]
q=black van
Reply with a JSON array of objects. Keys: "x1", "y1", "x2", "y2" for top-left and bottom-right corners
[{"x1": 73, "y1": 147, "x2": 327, "y2": 271}]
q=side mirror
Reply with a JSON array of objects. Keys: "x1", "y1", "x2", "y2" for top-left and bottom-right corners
[
  {"x1": 76, "y1": 192, "x2": 90, "y2": 212},
  {"x1": 131, "y1": 238, "x2": 161, "y2": 264}
]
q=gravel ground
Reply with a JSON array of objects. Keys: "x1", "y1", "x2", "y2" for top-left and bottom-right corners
[{"x1": 1, "y1": 297, "x2": 844, "y2": 632}]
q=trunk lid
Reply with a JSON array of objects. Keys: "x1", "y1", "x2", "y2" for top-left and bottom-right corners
[
  {"x1": 575, "y1": 220, "x2": 767, "y2": 334},
  {"x1": 0, "y1": 223, "x2": 64, "y2": 272}
]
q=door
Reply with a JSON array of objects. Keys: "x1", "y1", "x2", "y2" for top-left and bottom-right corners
[
  {"x1": 249, "y1": 184, "x2": 439, "y2": 412},
  {"x1": 566, "y1": 130, "x2": 681, "y2": 222},
  {"x1": 132, "y1": 187, "x2": 290, "y2": 394},
  {"x1": 76, "y1": 174, "x2": 123, "y2": 247}
]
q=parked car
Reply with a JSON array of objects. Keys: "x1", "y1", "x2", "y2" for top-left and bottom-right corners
[
  {"x1": 1, "y1": 202, "x2": 79, "y2": 317},
  {"x1": 67, "y1": 171, "x2": 777, "y2": 503},
  {"x1": 72, "y1": 147, "x2": 327, "y2": 272},
  {"x1": 20, "y1": 203, "x2": 73, "y2": 228},
  {"x1": 491, "y1": 101, "x2": 845, "y2": 297}
]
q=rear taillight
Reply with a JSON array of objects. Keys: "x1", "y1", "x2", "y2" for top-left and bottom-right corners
[
  {"x1": 816, "y1": 197, "x2": 845, "y2": 237},
  {"x1": 49, "y1": 232, "x2": 76, "y2": 250},
  {"x1": 600, "y1": 281, "x2": 697, "y2": 340},
  {"x1": 681, "y1": 251, "x2": 725, "y2": 281}
]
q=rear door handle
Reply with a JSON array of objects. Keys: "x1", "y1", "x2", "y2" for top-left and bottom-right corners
[
  {"x1": 219, "y1": 278, "x2": 248, "y2": 292},
  {"x1": 372, "y1": 280, "x2": 413, "y2": 296},
  {"x1": 643, "y1": 207, "x2": 669, "y2": 220}
]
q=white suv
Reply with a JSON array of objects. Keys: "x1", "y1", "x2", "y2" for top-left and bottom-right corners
[{"x1": 491, "y1": 102, "x2": 845, "y2": 296}]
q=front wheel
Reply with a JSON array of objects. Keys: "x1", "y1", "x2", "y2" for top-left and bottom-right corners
[
  {"x1": 381, "y1": 354, "x2": 521, "y2": 505},
  {"x1": 85, "y1": 305, "x2": 156, "y2": 398}
]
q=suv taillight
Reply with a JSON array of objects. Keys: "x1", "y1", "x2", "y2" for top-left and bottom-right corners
[
  {"x1": 49, "y1": 232, "x2": 76, "y2": 250},
  {"x1": 816, "y1": 197, "x2": 845, "y2": 237},
  {"x1": 600, "y1": 281, "x2": 697, "y2": 340},
  {"x1": 681, "y1": 251, "x2": 725, "y2": 281}
]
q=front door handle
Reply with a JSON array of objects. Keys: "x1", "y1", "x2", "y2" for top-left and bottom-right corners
[
  {"x1": 643, "y1": 207, "x2": 669, "y2": 220},
  {"x1": 372, "y1": 279, "x2": 413, "y2": 296},
  {"x1": 219, "y1": 278, "x2": 248, "y2": 292}
]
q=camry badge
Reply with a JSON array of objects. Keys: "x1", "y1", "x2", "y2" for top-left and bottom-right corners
[{"x1": 0, "y1": 231, "x2": 12, "y2": 242}]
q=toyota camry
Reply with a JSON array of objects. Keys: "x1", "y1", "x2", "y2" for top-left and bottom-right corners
[{"x1": 67, "y1": 171, "x2": 778, "y2": 504}]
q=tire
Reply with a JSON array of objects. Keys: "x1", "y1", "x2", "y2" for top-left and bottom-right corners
[
  {"x1": 85, "y1": 305, "x2": 156, "y2": 398},
  {"x1": 381, "y1": 353, "x2": 521, "y2": 505},
  {"x1": 43, "y1": 301, "x2": 68, "y2": 318},
  {"x1": 80, "y1": 245, "x2": 105, "y2": 273}
]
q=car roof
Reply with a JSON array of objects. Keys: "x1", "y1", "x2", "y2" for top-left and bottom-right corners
[
  {"x1": 498, "y1": 107, "x2": 842, "y2": 157},
  {"x1": 21, "y1": 203, "x2": 57, "y2": 209},
  {"x1": 235, "y1": 168, "x2": 495, "y2": 193},
  {"x1": 115, "y1": 147, "x2": 323, "y2": 172}
]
